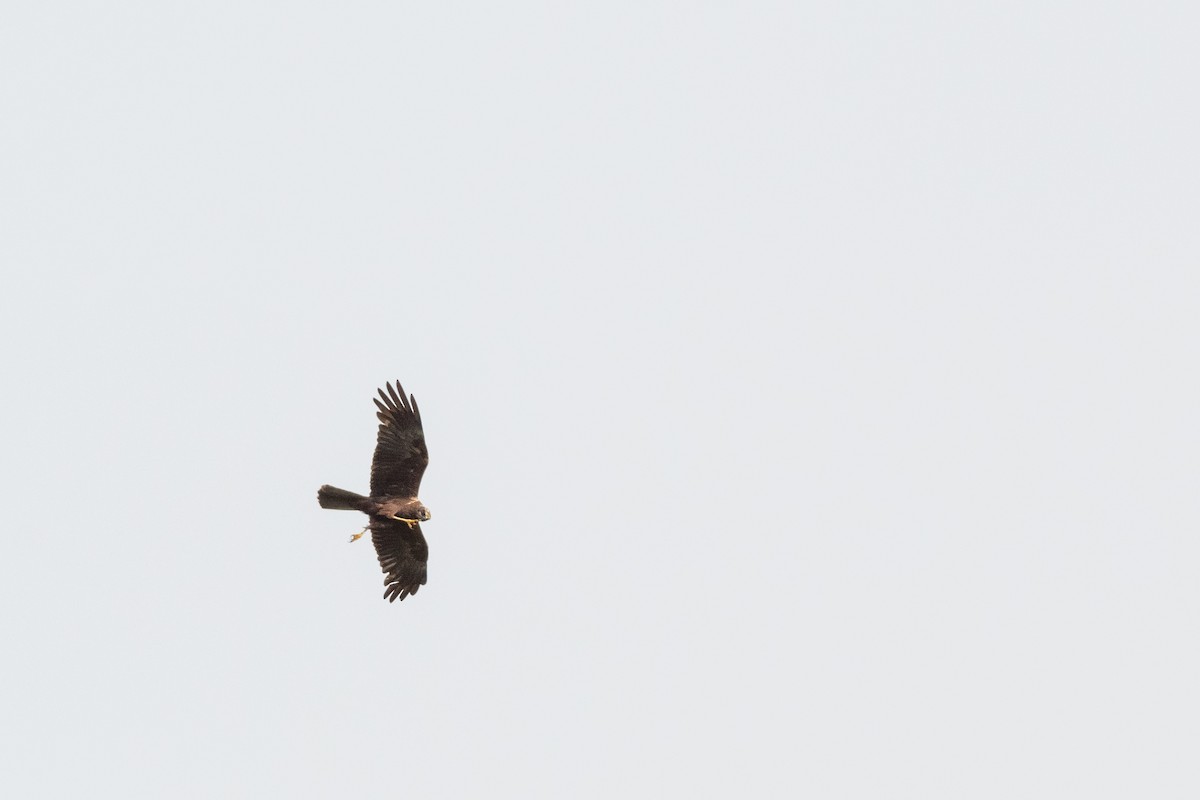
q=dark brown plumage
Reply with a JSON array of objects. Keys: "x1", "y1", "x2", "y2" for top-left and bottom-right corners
[{"x1": 317, "y1": 380, "x2": 432, "y2": 603}]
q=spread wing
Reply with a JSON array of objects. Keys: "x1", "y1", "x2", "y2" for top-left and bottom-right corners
[
  {"x1": 370, "y1": 518, "x2": 429, "y2": 602},
  {"x1": 369, "y1": 381, "x2": 429, "y2": 498}
]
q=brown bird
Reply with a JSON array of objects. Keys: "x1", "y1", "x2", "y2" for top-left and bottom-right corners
[{"x1": 318, "y1": 380, "x2": 431, "y2": 602}]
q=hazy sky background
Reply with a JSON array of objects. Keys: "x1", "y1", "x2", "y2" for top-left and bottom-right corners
[{"x1": 2, "y1": 2, "x2": 1198, "y2": 797}]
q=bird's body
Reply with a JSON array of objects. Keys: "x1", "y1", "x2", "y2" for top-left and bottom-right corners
[{"x1": 318, "y1": 380, "x2": 432, "y2": 602}]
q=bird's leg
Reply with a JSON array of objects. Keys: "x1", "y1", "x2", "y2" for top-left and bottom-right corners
[
  {"x1": 388, "y1": 515, "x2": 419, "y2": 530},
  {"x1": 348, "y1": 526, "x2": 368, "y2": 543}
]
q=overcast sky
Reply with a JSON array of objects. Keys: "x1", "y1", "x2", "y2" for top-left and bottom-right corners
[{"x1": 2, "y1": 2, "x2": 1198, "y2": 798}]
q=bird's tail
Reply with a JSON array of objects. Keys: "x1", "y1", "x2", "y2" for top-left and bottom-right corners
[{"x1": 317, "y1": 485, "x2": 368, "y2": 511}]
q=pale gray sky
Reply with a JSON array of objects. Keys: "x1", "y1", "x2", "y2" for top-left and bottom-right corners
[{"x1": 2, "y1": 2, "x2": 1198, "y2": 798}]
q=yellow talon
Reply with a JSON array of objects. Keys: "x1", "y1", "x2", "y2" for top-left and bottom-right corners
[{"x1": 349, "y1": 527, "x2": 367, "y2": 543}]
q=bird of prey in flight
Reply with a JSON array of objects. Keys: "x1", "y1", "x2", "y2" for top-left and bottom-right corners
[{"x1": 318, "y1": 380, "x2": 431, "y2": 602}]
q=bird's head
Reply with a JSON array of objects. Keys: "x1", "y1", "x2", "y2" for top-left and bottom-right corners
[{"x1": 414, "y1": 504, "x2": 432, "y2": 522}]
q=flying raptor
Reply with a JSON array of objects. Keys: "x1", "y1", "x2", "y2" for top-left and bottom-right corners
[{"x1": 318, "y1": 380, "x2": 431, "y2": 602}]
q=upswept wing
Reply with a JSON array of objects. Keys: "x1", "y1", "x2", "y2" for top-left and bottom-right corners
[
  {"x1": 370, "y1": 518, "x2": 429, "y2": 602},
  {"x1": 369, "y1": 380, "x2": 429, "y2": 498}
]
